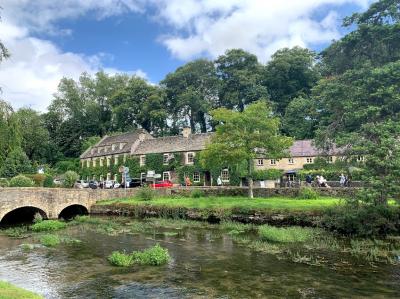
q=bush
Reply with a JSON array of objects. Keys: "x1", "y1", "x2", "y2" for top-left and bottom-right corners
[
  {"x1": 31, "y1": 220, "x2": 67, "y2": 232},
  {"x1": 0, "y1": 178, "x2": 9, "y2": 187},
  {"x1": 63, "y1": 171, "x2": 79, "y2": 188},
  {"x1": 43, "y1": 175, "x2": 55, "y2": 188},
  {"x1": 40, "y1": 234, "x2": 60, "y2": 247},
  {"x1": 33, "y1": 212, "x2": 43, "y2": 223},
  {"x1": 253, "y1": 169, "x2": 283, "y2": 181},
  {"x1": 258, "y1": 225, "x2": 316, "y2": 243},
  {"x1": 321, "y1": 204, "x2": 400, "y2": 237},
  {"x1": 108, "y1": 251, "x2": 134, "y2": 267},
  {"x1": 9, "y1": 175, "x2": 35, "y2": 187},
  {"x1": 137, "y1": 186, "x2": 155, "y2": 201},
  {"x1": 108, "y1": 244, "x2": 170, "y2": 267},
  {"x1": 191, "y1": 189, "x2": 204, "y2": 198},
  {"x1": 25, "y1": 174, "x2": 46, "y2": 187},
  {"x1": 297, "y1": 187, "x2": 318, "y2": 199}
]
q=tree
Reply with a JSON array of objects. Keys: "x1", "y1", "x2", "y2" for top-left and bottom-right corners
[
  {"x1": 162, "y1": 59, "x2": 219, "y2": 133},
  {"x1": 215, "y1": 49, "x2": 268, "y2": 112},
  {"x1": 200, "y1": 101, "x2": 292, "y2": 198},
  {"x1": 264, "y1": 47, "x2": 320, "y2": 114},
  {"x1": 0, "y1": 100, "x2": 22, "y2": 163},
  {"x1": 282, "y1": 96, "x2": 318, "y2": 139},
  {"x1": 0, "y1": 9, "x2": 10, "y2": 63},
  {"x1": 0, "y1": 148, "x2": 33, "y2": 178}
]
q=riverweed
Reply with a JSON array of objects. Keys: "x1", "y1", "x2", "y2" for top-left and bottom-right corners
[
  {"x1": 31, "y1": 220, "x2": 67, "y2": 232},
  {"x1": 108, "y1": 244, "x2": 171, "y2": 267},
  {"x1": 348, "y1": 239, "x2": 400, "y2": 264},
  {"x1": 40, "y1": 234, "x2": 61, "y2": 247},
  {"x1": 1, "y1": 226, "x2": 29, "y2": 238},
  {"x1": 0, "y1": 281, "x2": 43, "y2": 299},
  {"x1": 20, "y1": 244, "x2": 35, "y2": 251},
  {"x1": 258, "y1": 225, "x2": 317, "y2": 243},
  {"x1": 219, "y1": 221, "x2": 253, "y2": 232}
]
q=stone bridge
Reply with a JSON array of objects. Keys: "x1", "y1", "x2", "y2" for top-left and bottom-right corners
[{"x1": 0, "y1": 187, "x2": 141, "y2": 223}]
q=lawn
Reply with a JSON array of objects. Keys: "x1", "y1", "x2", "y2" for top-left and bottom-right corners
[
  {"x1": 0, "y1": 281, "x2": 42, "y2": 299},
  {"x1": 97, "y1": 196, "x2": 343, "y2": 212}
]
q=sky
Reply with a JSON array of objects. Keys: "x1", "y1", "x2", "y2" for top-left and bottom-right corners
[{"x1": 0, "y1": 0, "x2": 374, "y2": 112}]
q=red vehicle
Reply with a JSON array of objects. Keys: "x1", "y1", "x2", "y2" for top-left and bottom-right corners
[{"x1": 150, "y1": 180, "x2": 173, "y2": 188}]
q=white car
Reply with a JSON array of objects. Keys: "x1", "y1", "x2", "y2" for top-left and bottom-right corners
[
  {"x1": 75, "y1": 180, "x2": 89, "y2": 188},
  {"x1": 104, "y1": 180, "x2": 114, "y2": 189},
  {"x1": 113, "y1": 182, "x2": 121, "y2": 189}
]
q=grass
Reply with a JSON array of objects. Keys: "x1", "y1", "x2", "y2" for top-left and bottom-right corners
[
  {"x1": 258, "y1": 225, "x2": 318, "y2": 243},
  {"x1": 97, "y1": 196, "x2": 342, "y2": 212},
  {"x1": 1, "y1": 227, "x2": 29, "y2": 238},
  {"x1": 40, "y1": 234, "x2": 60, "y2": 247},
  {"x1": 0, "y1": 281, "x2": 43, "y2": 299},
  {"x1": 31, "y1": 220, "x2": 67, "y2": 232},
  {"x1": 108, "y1": 244, "x2": 170, "y2": 267}
]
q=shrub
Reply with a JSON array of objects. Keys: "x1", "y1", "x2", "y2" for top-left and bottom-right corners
[
  {"x1": 26, "y1": 174, "x2": 46, "y2": 187},
  {"x1": 258, "y1": 225, "x2": 316, "y2": 243},
  {"x1": 40, "y1": 234, "x2": 60, "y2": 247},
  {"x1": 191, "y1": 189, "x2": 204, "y2": 198},
  {"x1": 43, "y1": 175, "x2": 55, "y2": 188},
  {"x1": 297, "y1": 187, "x2": 318, "y2": 200},
  {"x1": 108, "y1": 251, "x2": 134, "y2": 267},
  {"x1": 0, "y1": 178, "x2": 9, "y2": 187},
  {"x1": 2, "y1": 226, "x2": 29, "y2": 238},
  {"x1": 253, "y1": 169, "x2": 283, "y2": 181},
  {"x1": 137, "y1": 186, "x2": 155, "y2": 201},
  {"x1": 63, "y1": 171, "x2": 79, "y2": 188},
  {"x1": 131, "y1": 244, "x2": 170, "y2": 266},
  {"x1": 321, "y1": 204, "x2": 400, "y2": 237},
  {"x1": 33, "y1": 212, "x2": 43, "y2": 223},
  {"x1": 9, "y1": 175, "x2": 35, "y2": 187},
  {"x1": 31, "y1": 220, "x2": 67, "y2": 232}
]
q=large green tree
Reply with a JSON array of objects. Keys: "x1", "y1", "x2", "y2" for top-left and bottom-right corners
[
  {"x1": 215, "y1": 49, "x2": 268, "y2": 112},
  {"x1": 200, "y1": 101, "x2": 292, "y2": 198},
  {"x1": 264, "y1": 47, "x2": 320, "y2": 115}
]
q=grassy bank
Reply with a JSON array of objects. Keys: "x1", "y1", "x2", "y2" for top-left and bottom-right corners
[
  {"x1": 0, "y1": 281, "x2": 42, "y2": 299},
  {"x1": 97, "y1": 196, "x2": 342, "y2": 212}
]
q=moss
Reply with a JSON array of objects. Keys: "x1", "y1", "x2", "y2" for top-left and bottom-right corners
[
  {"x1": 31, "y1": 220, "x2": 67, "y2": 232},
  {"x1": 0, "y1": 281, "x2": 43, "y2": 299}
]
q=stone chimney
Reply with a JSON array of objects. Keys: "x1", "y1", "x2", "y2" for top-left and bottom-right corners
[{"x1": 182, "y1": 127, "x2": 191, "y2": 138}]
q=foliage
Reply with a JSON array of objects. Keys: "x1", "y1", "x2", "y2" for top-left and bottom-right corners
[
  {"x1": 108, "y1": 244, "x2": 170, "y2": 267},
  {"x1": 54, "y1": 159, "x2": 80, "y2": 174},
  {"x1": 0, "y1": 281, "x2": 43, "y2": 299},
  {"x1": 258, "y1": 225, "x2": 316, "y2": 243},
  {"x1": 200, "y1": 101, "x2": 292, "y2": 197},
  {"x1": 321, "y1": 204, "x2": 400, "y2": 237},
  {"x1": 0, "y1": 148, "x2": 33, "y2": 178},
  {"x1": 190, "y1": 189, "x2": 204, "y2": 198},
  {"x1": 33, "y1": 212, "x2": 43, "y2": 224},
  {"x1": 297, "y1": 187, "x2": 318, "y2": 200},
  {"x1": 137, "y1": 186, "x2": 155, "y2": 201},
  {"x1": 31, "y1": 220, "x2": 67, "y2": 232},
  {"x1": 25, "y1": 174, "x2": 46, "y2": 187},
  {"x1": 40, "y1": 234, "x2": 61, "y2": 247},
  {"x1": 63, "y1": 171, "x2": 79, "y2": 188},
  {"x1": 252, "y1": 169, "x2": 283, "y2": 181},
  {"x1": 0, "y1": 178, "x2": 9, "y2": 187},
  {"x1": 43, "y1": 175, "x2": 54, "y2": 188},
  {"x1": 108, "y1": 251, "x2": 134, "y2": 267},
  {"x1": 1, "y1": 226, "x2": 29, "y2": 238},
  {"x1": 9, "y1": 175, "x2": 35, "y2": 187}
]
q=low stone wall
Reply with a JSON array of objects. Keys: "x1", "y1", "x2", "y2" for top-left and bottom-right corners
[{"x1": 167, "y1": 187, "x2": 358, "y2": 198}]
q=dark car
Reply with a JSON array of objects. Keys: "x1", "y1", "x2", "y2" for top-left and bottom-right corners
[
  {"x1": 89, "y1": 180, "x2": 98, "y2": 189},
  {"x1": 121, "y1": 178, "x2": 142, "y2": 188}
]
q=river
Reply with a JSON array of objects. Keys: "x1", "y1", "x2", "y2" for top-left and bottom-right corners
[{"x1": 0, "y1": 217, "x2": 399, "y2": 298}]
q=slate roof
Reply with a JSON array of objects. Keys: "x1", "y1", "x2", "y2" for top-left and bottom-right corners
[
  {"x1": 80, "y1": 130, "x2": 152, "y2": 159},
  {"x1": 133, "y1": 133, "x2": 212, "y2": 155},
  {"x1": 289, "y1": 140, "x2": 341, "y2": 157}
]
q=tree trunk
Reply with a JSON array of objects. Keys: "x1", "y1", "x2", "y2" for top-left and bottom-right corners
[
  {"x1": 198, "y1": 111, "x2": 207, "y2": 133},
  {"x1": 248, "y1": 158, "x2": 254, "y2": 198}
]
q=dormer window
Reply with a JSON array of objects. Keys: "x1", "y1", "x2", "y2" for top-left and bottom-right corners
[
  {"x1": 91, "y1": 148, "x2": 95, "y2": 155},
  {"x1": 112, "y1": 144, "x2": 116, "y2": 151}
]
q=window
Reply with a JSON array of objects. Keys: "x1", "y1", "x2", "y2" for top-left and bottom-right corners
[
  {"x1": 163, "y1": 154, "x2": 169, "y2": 165},
  {"x1": 163, "y1": 171, "x2": 170, "y2": 181},
  {"x1": 119, "y1": 143, "x2": 126, "y2": 150},
  {"x1": 106, "y1": 157, "x2": 111, "y2": 167},
  {"x1": 112, "y1": 144, "x2": 116, "y2": 151},
  {"x1": 221, "y1": 169, "x2": 230, "y2": 182},
  {"x1": 270, "y1": 159, "x2": 277, "y2": 166},
  {"x1": 114, "y1": 155, "x2": 119, "y2": 165},
  {"x1": 86, "y1": 159, "x2": 90, "y2": 168},
  {"x1": 257, "y1": 159, "x2": 264, "y2": 166},
  {"x1": 141, "y1": 172, "x2": 146, "y2": 182},
  {"x1": 288, "y1": 158, "x2": 294, "y2": 164},
  {"x1": 92, "y1": 159, "x2": 97, "y2": 167},
  {"x1": 327, "y1": 156, "x2": 333, "y2": 163},
  {"x1": 306, "y1": 157, "x2": 313, "y2": 164},
  {"x1": 140, "y1": 155, "x2": 146, "y2": 166},
  {"x1": 99, "y1": 158, "x2": 104, "y2": 167},
  {"x1": 193, "y1": 172, "x2": 200, "y2": 183},
  {"x1": 357, "y1": 155, "x2": 365, "y2": 162},
  {"x1": 186, "y1": 152, "x2": 195, "y2": 164}
]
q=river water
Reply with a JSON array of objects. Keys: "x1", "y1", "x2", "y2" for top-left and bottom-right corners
[{"x1": 0, "y1": 218, "x2": 399, "y2": 298}]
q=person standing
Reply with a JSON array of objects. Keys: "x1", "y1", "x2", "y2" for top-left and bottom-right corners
[
  {"x1": 305, "y1": 174, "x2": 313, "y2": 187},
  {"x1": 217, "y1": 176, "x2": 222, "y2": 187},
  {"x1": 339, "y1": 173, "x2": 346, "y2": 187}
]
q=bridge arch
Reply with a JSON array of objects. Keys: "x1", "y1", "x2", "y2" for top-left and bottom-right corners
[
  {"x1": 1, "y1": 206, "x2": 48, "y2": 225},
  {"x1": 58, "y1": 204, "x2": 89, "y2": 220}
]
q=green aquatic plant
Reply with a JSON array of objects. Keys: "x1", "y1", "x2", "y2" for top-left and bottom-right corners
[
  {"x1": 31, "y1": 220, "x2": 66, "y2": 232},
  {"x1": 2, "y1": 226, "x2": 29, "y2": 238},
  {"x1": 108, "y1": 244, "x2": 171, "y2": 267},
  {"x1": 40, "y1": 234, "x2": 60, "y2": 247},
  {"x1": 258, "y1": 225, "x2": 316, "y2": 243},
  {"x1": 108, "y1": 251, "x2": 134, "y2": 267}
]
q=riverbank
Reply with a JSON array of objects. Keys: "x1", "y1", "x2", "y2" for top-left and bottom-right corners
[
  {"x1": 0, "y1": 281, "x2": 42, "y2": 299},
  {"x1": 93, "y1": 196, "x2": 342, "y2": 226}
]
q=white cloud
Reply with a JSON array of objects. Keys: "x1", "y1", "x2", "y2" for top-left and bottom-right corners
[{"x1": 152, "y1": 0, "x2": 372, "y2": 62}]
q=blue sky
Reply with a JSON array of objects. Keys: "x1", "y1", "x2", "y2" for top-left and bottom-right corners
[{"x1": 0, "y1": 0, "x2": 373, "y2": 111}]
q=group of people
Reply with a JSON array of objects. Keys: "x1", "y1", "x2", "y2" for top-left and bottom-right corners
[{"x1": 305, "y1": 173, "x2": 350, "y2": 188}]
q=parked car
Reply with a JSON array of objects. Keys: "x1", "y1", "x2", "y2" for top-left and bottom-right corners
[
  {"x1": 104, "y1": 180, "x2": 114, "y2": 189},
  {"x1": 121, "y1": 178, "x2": 142, "y2": 188},
  {"x1": 112, "y1": 181, "x2": 121, "y2": 189},
  {"x1": 74, "y1": 180, "x2": 89, "y2": 189},
  {"x1": 88, "y1": 180, "x2": 98, "y2": 189},
  {"x1": 150, "y1": 180, "x2": 173, "y2": 188},
  {"x1": 53, "y1": 178, "x2": 63, "y2": 186}
]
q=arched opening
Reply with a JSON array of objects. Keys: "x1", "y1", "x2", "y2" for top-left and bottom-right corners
[
  {"x1": 1, "y1": 206, "x2": 47, "y2": 225},
  {"x1": 59, "y1": 205, "x2": 89, "y2": 220}
]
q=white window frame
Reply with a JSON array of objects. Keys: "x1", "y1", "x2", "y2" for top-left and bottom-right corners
[
  {"x1": 140, "y1": 155, "x2": 146, "y2": 166},
  {"x1": 357, "y1": 155, "x2": 365, "y2": 162},
  {"x1": 163, "y1": 171, "x2": 170, "y2": 181},
  {"x1": 92, "y1": 159, "x2": 97, "y2": 167},
  {"x1": 163, "y1": 153, "x2": 169, "y2": 165},
  {"x1": 270, "y1": 159, "x2": 277, "y2": 166},
  {"x1": 327, "y1": 156, "x2": 333, "y2": 163},
  {"x1": 221, "y1": 169, "x2": 230, "y2": 182},
  {"x1": 140, "y1": 172, "x2": 146, "y2": 181},
  {"x1": 106, "y1": 156, "x2": 111, "y2": 167},
  {"x1": 186, "y1": 152, "x2": 195, "y2": 165},
  {"x1": 193, "y1": 172, "x2": 201, "y2": 183},
  {"x1": 99, "y1": 158, "x2": 104, "y2": 167},
  {"x1": 257, "y1": 159, "x2": 264, "y2": 166},
  {"x1": 112, "y1": 144, "x2": 116, "y2": 151},
  {"x1": 288, "y1": 158, "x2": 294, "y2": 164},
  {"x1": 306, "y1": 157, "x2": 313, "y2": 164},
  {"x1": 86, "y1": 159, "x2": 90, "y2": 168}
]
